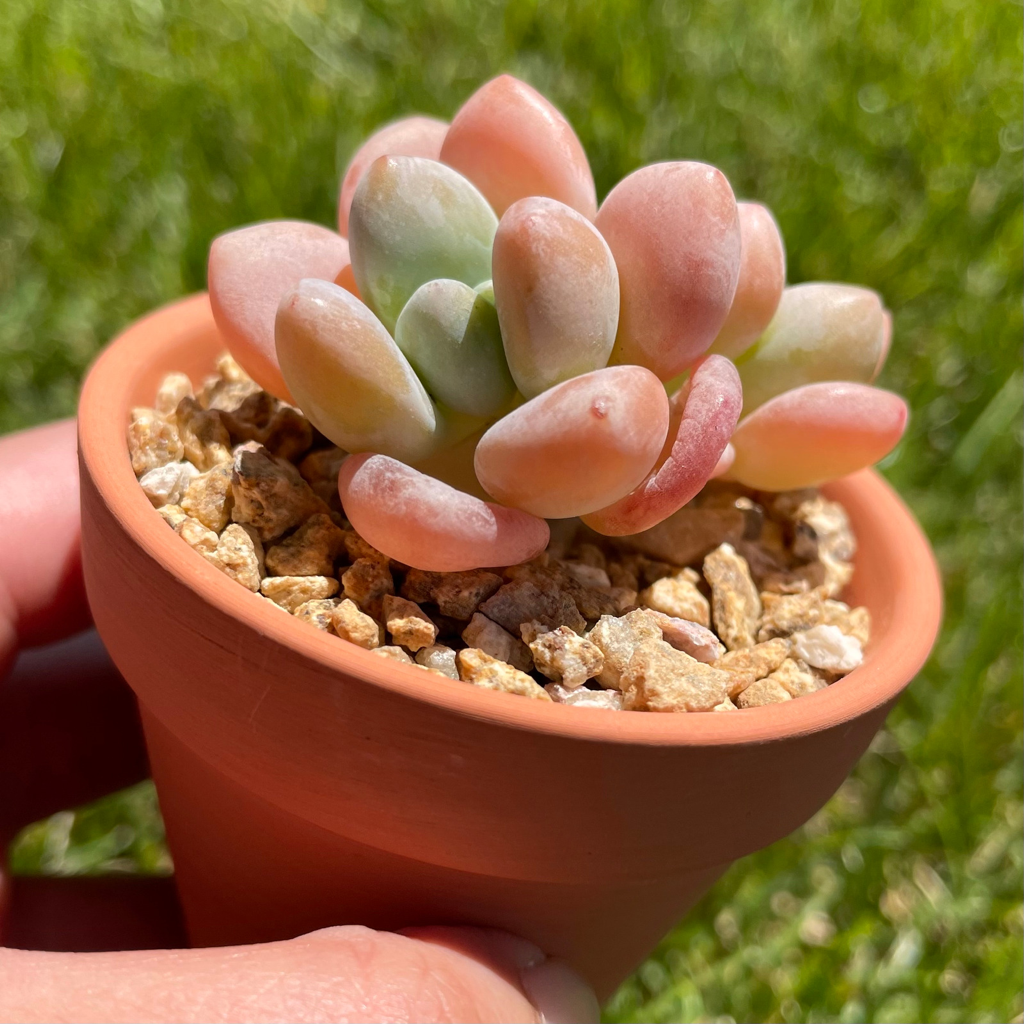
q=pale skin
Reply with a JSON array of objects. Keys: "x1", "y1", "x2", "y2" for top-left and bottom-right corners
[{"x1": 0, "y1": 419, "x2": 598, "y2": 1024}]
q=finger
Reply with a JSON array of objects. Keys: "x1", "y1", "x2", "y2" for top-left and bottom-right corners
[
  {"x1": 0, "y1": 630, "x2": 148, "y2": 842},
  {"x1": 0, "y1": 925, "x2": 599, "y2": 1023},
  {"x1": 0, "y1": 419, "x2": 90, "y2": 678},
  {"x1": 2, "y1": 877, "x2": 185, "y2": 953}
]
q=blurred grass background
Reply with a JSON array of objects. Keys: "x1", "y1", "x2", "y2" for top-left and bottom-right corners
[{"x1": 1, "y1": 0, "x2": 1021, "y2": 1020}]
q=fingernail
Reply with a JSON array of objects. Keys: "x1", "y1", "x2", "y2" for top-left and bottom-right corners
[{"x1": 520, "y1": 958, "x2": 601, "y2": 1024}]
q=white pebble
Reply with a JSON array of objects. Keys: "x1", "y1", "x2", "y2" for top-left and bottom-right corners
[
  {"x1": 139, "y1": 461, "x2": 200, "y2": 507},
  {"x1": 545, "y1": 682, "x2": 623, "y2": 710},
  {"x1": 791, "y1": 624, "x2": 863, "y2": 673}
]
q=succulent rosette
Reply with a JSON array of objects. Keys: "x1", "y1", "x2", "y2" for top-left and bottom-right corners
[{"x1": 208, "y1": 74, "x2": 907, "y2": 572}]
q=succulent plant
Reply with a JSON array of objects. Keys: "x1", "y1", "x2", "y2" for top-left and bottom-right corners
[{"x1": 208, "y1": 74, "x2": 908, "y2": 572}]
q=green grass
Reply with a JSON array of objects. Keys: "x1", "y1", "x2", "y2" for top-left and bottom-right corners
[{"x1": 2, "y1": 0, "x2": 1022, "y2": 1020}]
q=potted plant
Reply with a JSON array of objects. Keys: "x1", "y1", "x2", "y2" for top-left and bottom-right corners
[{"x1": 77, "y1": 76, "x2": 941, "y2": 1000}]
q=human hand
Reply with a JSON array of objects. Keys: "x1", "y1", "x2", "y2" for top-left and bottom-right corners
[{"x1": 0, "y1": 419, "x2": 599, "y2": 1023}]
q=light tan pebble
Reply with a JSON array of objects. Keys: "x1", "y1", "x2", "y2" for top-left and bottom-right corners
[
  {"x1": 432, "y1": 570, "x2": 503, "y2": 619},
  {"x1": 154, "y1": 373, "x2": 194, "y2": 417},
  {"x1": 621, "y1": 639, "x2": 731, "y2": 713},
  {"x1": 128, "y1": 408, "x2": 184, "y2": 476},
  {"x1": 341, "y1": 557, "x2": 394, "y2": 619},
  {"x1": 462, "y1": 612, "x2": 533, "y2": 672},
  {"x1": 620, "y1": 506, "x2": 747, "y2": 566},
  {"x1": 780, "y1": 493, "x2": 856, "y2": 598},
  {"x1": 181, "y1": 462, "x2": 235, "y2": 533},
  {"x1": 757, "y1": 587, "x2": 829, "y2": 641},
  {"x1": 230, "y1": 443, "x2": 326, "y2": 541},
  {"x1": 156, "y1": 504, "x2": 218, "y2": 555},
  {"x1": 820, "y1": 556, "x2": 854, "y2": 599},
  {"x1": 639, "y1": 569, "x2": 711, "y2": 627},
  {"x1": 415, "y1": 644, "x2": 460, "y2": 679},
  {"x1": 293, "y1": 598, "x2": 340, "y2": 631},
  {"x1": 139, "y1": 461, "x2": 199, "y2": 507},
  {"x1": 201, "y1": 377, "x2": 263, "y2": 413},
  {"x1": 736, "y1": 676, "x2": 793, "y2": 707},
  {"x1": 703, "y1": 543, "x2": 761, "y2": 651},
  {"x1": 260, "y1": 574, "x2": 339, "y2": 613},
  {"x1": 545, "y1": 682, "x2": 623, "y2": 710},
  {"x1": 372, "y1": 645, "x2": 415, "y2": 664},
  {"x1": 529, "y1": 625, "x2": 604, "y2": 689},
  {"x1": 586, "y1": 609, "x2": 663, "y2": 689},
  {"x1": 331, "y1": 598, "x2": 382, "y2": 649},
  {"x1": 479, "y1": 578, "x2": 587, "y2": 636},
  {"x1": 221, "y1": 391, "x2": 313, "y2": 463},
  {"x1": 560, "y1": 561, "x2": 611, "y2": 589},
  {"x1": 457, "y1": 648, "x2": 552, "y2": 701},
  {"x1": 298, "y1": 446, "x2": 348, "y2": 508},
  {"x1": 519, "y1": 620, "x2": 549, "y2": 645},
  {"x1": 607, "y1": 558, "x2": 641, "y2": 592},
  {"x1": 833, "y1": 605, "x2": 870, "y2": 645},
  {"x1": 156, "y1": 503, "x2": 188, "y2": 530},
  {"x1": 640, "y1": 609, "x2": 724, "y2": 664},
  {"x1": 175, "y1": 396, "x2": 233, "y2": 471},
  {"x1": 204, "y1": 522, "x2": 264, "y2": 591},
  {"x1": 712, "y1": 697, "x2": 738, "y2": 711},
  {"x1": 716, "y1": 638, "x2": 791, "y2": 698},
  {"x1": 383, "y1": 595, "x2": 439, "y2": 652},
  {"x1": 216, "y1": 352, "x2": 252, "y2": 383},
  {"x1": 572, "y1": 543, "x2": 607, "y2": 571},
  {"x1": 791, "y1": 625, "x2": 863, "y2": 673},
  {"x1": 265, "y1": 513, "x2": 347, "y2": 577},
  {"x1": 767, "y1": 658, "x2": 828, "y2": 698}
]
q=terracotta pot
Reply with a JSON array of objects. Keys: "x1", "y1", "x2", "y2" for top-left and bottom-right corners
[{"x1": 78, "y1": 293, "x2": 942, "y2": 1000}]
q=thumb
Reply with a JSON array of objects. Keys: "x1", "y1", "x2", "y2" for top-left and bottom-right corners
[{"x1": 0, "y1": 924, "x2": 600, "y2": 1024}]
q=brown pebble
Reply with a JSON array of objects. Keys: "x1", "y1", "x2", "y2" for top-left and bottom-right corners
[{"x1": 265, "y1": 513, "x2": 347, "y2": 577}]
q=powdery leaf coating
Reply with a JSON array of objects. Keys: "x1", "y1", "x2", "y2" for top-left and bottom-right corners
[
  {"x1": 621, "y1": 639, "x2": 731, "y2": 713},
  {"x1": 474, "y1": 365, "x2": 669, "y2": 519},
  {"x1": 791, "y1": 624, "x2": 864, "y2": 672},
  {"x1": 639, "y1": 568, "x2": 711, "y2": 627},
  {"x1": 492, "y1": 197, "x2": 618, "y2": 398},
  {"x1": 704, "y1": 542, "x2": 761, "y2": 651},
  {"x1": 332, "y1": 598, "x2": 383, "y2": 650},
  {"x1": 440, "y1": 74, "x2": 597, "y2": 219},
  {"x1": 462, "y1": 612, "x2": 533, "y2": 672},
  {"x1": 729, "y1": 382, "x2": 909, "y2": 491},
  {"x1": 529, "y1": 625, "x2": 604, "y2": 688},
  {"x1": 582, "y1": 356, "x2": 742, "y2": 535},
  {"x1": 337, "y1": 116, "x2": 449, "y2": 237},
  {"x1": 545, "y1": 683, "x2": 623, "y2": 710},
  {"x1": 348, "y1": 156, "x2": 497, "y2": 332},
  {"x1": 260, "y1": 574, "x2": 339, "y2": 613},
  {"x1": 128, "y1": 408, "x2": 183, "y2": 476},
  {"x1": 139, "y1": 461, "x2": 199, "y2": 508},
  {"x1": 209, "y1": 221, "x2": 352, "y2": 399},
  {"x1": 596, "y1": 162, "x2": 741, "y2": 381},
  {"x1": 339, "y1": 453, "x2": 549, "y2": 572},
  {"x1": 415, "y1": 643, "x2": 460, "y2": 679},
  {"x1": 394, "y1": 278, "x2": 515, "y2": 418},
  {"x1": 709, "y1": 203, "x2": 787, "y2": 360},
  {"x1": 383, "y1": 595, "x2": 439, "y2": 652},
  {"x1": 457, "y1": 647, "x2": 552, "y2": 701},
  {"x1": 275, "y1": 279, "x2": 440, "y2": 464},
  {"x1": 738, "y1": 283, "x2": 889, "y2": 414}
]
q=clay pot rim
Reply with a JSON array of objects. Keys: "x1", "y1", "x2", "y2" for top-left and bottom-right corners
[{"x1": 79, "y1": 292, "x2": 942, "y2": 748}]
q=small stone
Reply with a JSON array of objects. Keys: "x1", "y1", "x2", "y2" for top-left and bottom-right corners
[
  {"x1": 202, "y1": 378, "x2": 263, "y2": 413},
  {"x1": 260, "y1": 574, "x2": 339, "y2": 613},
  {"x1": 703, "y1": 543, "x2": 761, "y2": 651},
  {"x1": 791, "y1": 625, "x2": 863, "y2": 673},
  {"x1": 767, "y1": 658, "x2": 828, "y2": 697},
  {"x1": 776, "y1": 492, "x2": 856, "y2": 598},
  {"x1": 294, "y1": 598, "x2": 340, "y2": 631},
  {"x1": 139, "y1": 461, "x2": 199, "y2": 507},
  {"x1": 504, "y1": 561, "x2": 618, "y2": 621},
  {"x1": 761, "y1": 561, "x2": 828, "y2": 595},
  {"x1": 159, "y1": 505, "x2": 219, "y2": 555},
  {"x1": 415, "y1": 644, "x2": 459, "y2": 679},
  {"x1": 639, "y1": 568, "x2": 711, "y2": 626},
  {"x1": 128, "y1": 408, "x2": 184, "y2": 476},
  {"x1": 221, "y1": 391, "x2": 314, "y2": 462},
  {"x1": 712, "y1": 697, "x2": 737, "y2": 711},
  {"x1": 716, "y1": 638, "x2": 791, "y2": 698},
  {"x1": 341, "y1": 557, "x2": 394, "y2": 619},
  {"x1": 217, "y1": 352, "x2": 253, "y2": 383},
  {"x1": 175, "y1": 396, "x2": 232, "y2": 471},
  {"x1": 372, "y1": 645, "x2": 414, "y2": 664},
  {"x1": 204, "y1": 523, "x2": 264, "y2": 592},
  {"x1": 480, "y1": 578, "x2": 587, "y2": 636},
  {"x1": 432, "y1": 570, "x2": 503, "y2": 619},
  {"x1": 181, "y1": 463, "x2": 235, "y2": 532},
  {"x1": 154, "y1": 372, "x2": 194, "y2": 417},
  {"x1": 620, "y1": 506, "x2": 746, "y2": 565},
  {"x1": 607, "y1": 558, "x2": 641, "y2": 592},
  {"x1": 342, "y1": 530, "x2": 390, "y2": 565},
  {"x1": 572, "y1": 543, "x2": 607, "y2": 570},
  {"x1": 519, "y1": 619, "x2": 549, "y2": 644},
  {"x1": 265, "y1": 513, "x2": 347, "y2": 576},
  {"x1": 837, "y1": 605, "x2": 871, "y2": 645},
  {"x1": 758, "y1": 588, "x2": 829, "y2": 641},
  {"x1": 641, "y1": 609, "x2": 724, "y2": 663},
  {"x1": 462, "y1": 612, "x2": 533, "y2": 672},
  {"x1": 529, "y1": 625, "x2": 604, "y2": 688},
  {"x1": 586, "y1": 609, "x2": 663, "y2": 689},
  {"x1": 298, "y1": 446, "x2": 348, "y2": 509},
  {"x1": 332, "y1": 598, "x2": 383, "y2": 649},
  {"x1": 545, "y1": 683, "x2": 623, "y2": 710},
  {"x1": 231, "y1": 443, "x2": 326, "y2": 541},
  {"x1": 561, "y1": 561, "x2": 611, "y2": 589},
  {"x1": 457, "y1": 648, "x2": 552, "y2": 701},
  {"x1": 621, "y1": 639, "x2": 731, "y2": 713},
  {"x1": 400, "y1": 568, "x2": 444, "y2": 603},
  {"x1": 736, "y1": 676, "x2": 793, "y2": 708},
  {"x1": 596, "y1": 586, "x2": 639, "y2": 614},
  {"x1": 384, "y1": 595, "x2": 439, "y2": 652}
]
